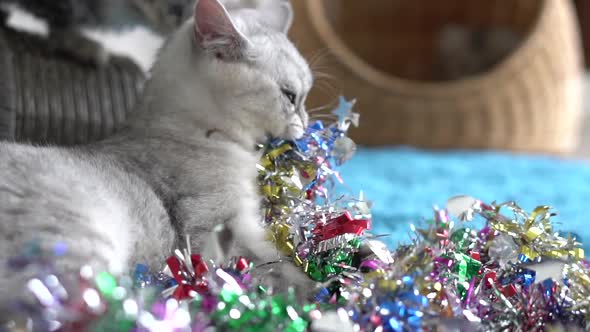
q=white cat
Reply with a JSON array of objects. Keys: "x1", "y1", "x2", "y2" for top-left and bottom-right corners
[{"x1": 0, "y1": 0, "x2": 312, "y2": 306}]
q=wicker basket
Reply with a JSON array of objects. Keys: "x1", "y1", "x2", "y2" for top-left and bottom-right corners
[
  {"x1": 290, "y1": 0, "x2": 583, "y2": 153},
  {"x1": 0, "y1": 25, "x2": 146, "y2": 145}
]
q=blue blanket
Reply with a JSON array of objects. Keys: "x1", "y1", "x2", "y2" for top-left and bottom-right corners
[{"x1": 337, "y1": 147, "x2": 590, "y2": 251}]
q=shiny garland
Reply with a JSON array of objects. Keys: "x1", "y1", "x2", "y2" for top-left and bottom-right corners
[{"x1": 3, "y1": 97, "x2": 590, "y2": 332}]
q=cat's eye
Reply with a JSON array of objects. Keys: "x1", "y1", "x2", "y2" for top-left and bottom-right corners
[{"x1": 281, "y1": 89, "x2": 297, "y2": 105}]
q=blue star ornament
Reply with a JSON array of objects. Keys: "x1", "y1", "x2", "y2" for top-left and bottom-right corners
[{"x1": 332, "y1": 96, "x2": 359, "y2": 130}]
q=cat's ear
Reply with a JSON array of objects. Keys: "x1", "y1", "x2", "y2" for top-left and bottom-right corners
[
  {"x1": 193, "y1": 0, "x2": 250, "y2": 59},
  {"x1": 259, "y1": 0, "x2": 293, "y2": 34}
]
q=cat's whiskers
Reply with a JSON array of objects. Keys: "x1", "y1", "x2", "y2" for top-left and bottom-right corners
[
  {"x1": 310, "y1": 50, "x2": 336, "y2": 80},
  {"x1": 313, "y1": 80, "x2": 338, "y2": 97},
  {"x1": 310, "y1": 114, "x2": 337, "y2": 121},
  {"x1": 308, "y1": 47, "x2": 331, "y2": 70},
  {"x1": 309, "y1": 49, "x2": 339, "y2": 95},
  {"x1": 312, "y1": 70, "x2": 334, "y2": 81},
  {"x1": 307, "y1": 104, "x2": 333, "y2": 114},
  {"x1": 312, "y1": 68, "x2": 336, "y2": 88}
]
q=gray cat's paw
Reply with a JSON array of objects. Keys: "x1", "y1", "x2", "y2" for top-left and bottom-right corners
[
  {"x1": 202, "y1": 223, "x2": 320, "y2": 302},
  {"x1": 50, "y1": 29, "x2": 110, "y2": 67}
]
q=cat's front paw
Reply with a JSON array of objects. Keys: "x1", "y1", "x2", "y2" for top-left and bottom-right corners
[{"x1": 201, "y1": 223, "x2": 319, "y2": 302}]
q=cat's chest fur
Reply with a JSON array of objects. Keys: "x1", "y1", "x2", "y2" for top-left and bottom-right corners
[
  {"x1": 166, "y1": 136, "x2": 260, "y2": 223},
  {"x1": 100, "y1": 129, "x2": 262, "y2": 252}
]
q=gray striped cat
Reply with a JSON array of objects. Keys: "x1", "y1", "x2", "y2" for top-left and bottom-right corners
[{"x1": 0, "y1": 0, "x2": 312, "y2": 304}]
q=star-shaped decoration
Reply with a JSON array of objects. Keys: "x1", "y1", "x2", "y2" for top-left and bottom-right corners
[
  {"x1": 349, "y1": 191, "x2": 372, "y2": 219},
  {"x1": 332, "y1": 96, "x2": 359, "y2": 130}
]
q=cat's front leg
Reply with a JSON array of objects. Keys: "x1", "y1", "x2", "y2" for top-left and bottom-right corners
[
  {"x1": 222, "y1": 196, "x2": 318, "y2": 302},
  {"x1": 173, "y1": 193, "x2": 278, "y2": 263},
  {"x1": 175, "y1": 194, "x2": 318, "y2": 302}
]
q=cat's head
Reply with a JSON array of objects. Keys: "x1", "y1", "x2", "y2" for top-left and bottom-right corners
[{"x1": 151, "y1": 0, "x2": 312, "y2": 143}]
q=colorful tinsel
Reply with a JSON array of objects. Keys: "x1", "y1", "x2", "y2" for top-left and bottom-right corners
[
  {"x1": 257, "y1": 96, "x2": 369, "y2": 282},
  {"x1": 3, "y1": 97, "x2": 590, "y2": 332}
]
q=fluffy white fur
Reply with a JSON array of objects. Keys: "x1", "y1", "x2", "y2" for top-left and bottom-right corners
[
  {"x1": 125, "y1": 0, "x2": 312, "y2": 259},
  {"x1": 0, "y1": 0, "x2": 314, "y2": 311}
]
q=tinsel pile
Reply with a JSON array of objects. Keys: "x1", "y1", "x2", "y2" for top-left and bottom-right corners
[{"x1": 3, "y1": 97, "x2": 590, "y2": 332}]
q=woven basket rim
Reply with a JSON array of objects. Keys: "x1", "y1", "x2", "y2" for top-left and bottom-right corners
[{"x1": 305, "y1": 0, "x2": 549, "y2": 97}]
